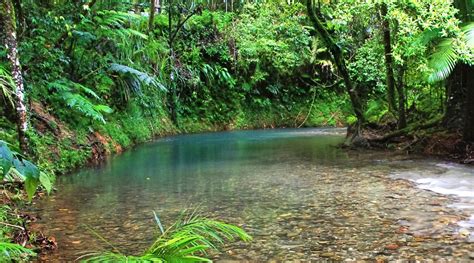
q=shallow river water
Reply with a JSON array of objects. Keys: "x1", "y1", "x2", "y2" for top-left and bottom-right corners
[{"x1": 34, "y1": 128, "x2": 474, "y2": 261}]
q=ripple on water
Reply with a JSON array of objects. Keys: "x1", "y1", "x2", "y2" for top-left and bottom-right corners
[{"x1": 390, "y1": 161, "x2": 474, "y2": 242}]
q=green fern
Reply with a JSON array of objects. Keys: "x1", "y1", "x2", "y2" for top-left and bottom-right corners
[
  {"x1": 0, "y1": 242, "x2": 35, "y2": 261},
  {"x1": 48, "y1": 79, "x2": 113, "y2": 123},
  {"x1": 0, "y1": 65, "x2": 15, "y2": 108},
  {"x1": 84, "y1": 10, "x2": 148, "y2": 40},
  {"x1": 109, "y1": 63, "x2": 167, "y2": 104}
]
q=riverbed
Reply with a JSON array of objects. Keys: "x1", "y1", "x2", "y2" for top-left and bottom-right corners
[{"x1": 33, "y1": 128, "x2": 474, "y2": 261}]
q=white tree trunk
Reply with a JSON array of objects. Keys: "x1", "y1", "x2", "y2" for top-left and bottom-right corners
[{"x1": 1, "y1": 0, "x2": 28, "y2": 153}]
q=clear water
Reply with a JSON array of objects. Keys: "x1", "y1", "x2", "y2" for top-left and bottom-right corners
[{"x1": 34, "y1": 128, "x2": 474, "y2": 261}]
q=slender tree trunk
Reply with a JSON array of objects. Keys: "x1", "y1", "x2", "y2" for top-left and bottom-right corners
[
  {"x1": 462, "y1": 64, "x2": 474, "y2": 141},
  {"x1": 380, "y1": 3, "x2": 397, "y2": 116},
  {"x1": 1, "y1": 0, "x2": 28, "y2": 153},
  {"x1": 396, "y1": 65, "x2": 407, "y2": 129},
  {"x1": 443, "y1": 64, "x2": 466, "y2": 129},
  {"x1": 167, "y1": 0, "x2": 178, "y2": 123},
  {"x1": 306, "y1": 0, "x2": 365, "y2": 126},
  {"x1": 149, "y1": 0, "x2": 156, "y2": 32},
  {"x1": 12, "y1": 0, "x2": 25, "y2": 35}
]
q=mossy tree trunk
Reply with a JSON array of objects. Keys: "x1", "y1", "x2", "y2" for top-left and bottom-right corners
[
  {"x1": 380, "y1": 2, "x2": 397, "y2": 116},
  {"x1": 306, "y1": 0, "x2": 365, "y2": 128},
  {"x1": 396, "y1": 65, "x2": 407, "y2": 129},
  {"x1": 1, "y1": 0, "x2": 29, "y2": 153}
]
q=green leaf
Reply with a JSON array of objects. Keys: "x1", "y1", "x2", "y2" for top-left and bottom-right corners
[
  {"x1": 39, "y1": 172, "x2": 53, "y2": 194},
  {"x1": 24, "y1": 177, "x2": 40, "y2": 201},
  {"x1": 14, "y1": 159, "x2": 40, "y2": 180},
  {"x1": 0, "y1": 141, "x2": 14, "y2": 178}
]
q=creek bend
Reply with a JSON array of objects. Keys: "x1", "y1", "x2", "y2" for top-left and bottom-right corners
[{"x1": 34, "y1": 128, "x2": 474, "y2": 261}]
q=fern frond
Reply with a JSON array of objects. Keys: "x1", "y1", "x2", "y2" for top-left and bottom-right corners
[
  {"x1": 0, "y1": 65, "x2": 15, "y2": 108},
  {"x1": 109, "y1": 63, "x2": 167, "y2": 93},
  {"x1": 48, "y1": 79, "x2": 112, "y2": 123},
  {"x1": 0, "y1": 242, "x2": 35, "y2": 260}
]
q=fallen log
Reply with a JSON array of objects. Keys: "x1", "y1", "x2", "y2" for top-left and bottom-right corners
[{"x1": 369, "y1": 116, "x2": 442, "y2": 143}]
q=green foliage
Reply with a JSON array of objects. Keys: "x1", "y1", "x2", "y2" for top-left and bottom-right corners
[
  {"x1": 0, "y1": 241, "x2": 35, "y2": 261},
  {"x1": 0, "y1": 140, "x2": 54, "y2": 200},
  {"x1": 428, "y1": 22, "x2": 474, "y2": 82},
  {"x1": 1, "y1": 0, "x2": 469, "y2": 176},
  {"x1": 48, "y1": 79, "x2": 113, "y2": 124},
  {"x1": 0, "y1": 206, "x2": 35, "y2": 261},
  {"x1": 0, "y1": 64, "x2": 15, "y2": 108},
  {"x1": 81, "y1": 211, "x2": 252, "y2": 262}
]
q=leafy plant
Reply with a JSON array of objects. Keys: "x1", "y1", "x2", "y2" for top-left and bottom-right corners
[
  {"x1": 48, "y1": 79, "x2": 113, "y2": 123},
  {"x1": 109, "y1": 63, "x2": 167, "y2": 104},
  {"x1": 428, "y1": 22, "x2": 474, "y2": 82},
  {"x1": 0, "y1": 64, "x2": 15, "y2": 108},
  {"x1": 80, "y1": 211, "x2": 252, "y2": 262},
  {"x1": 0, "y1": 241, "x2": 35, "y2": 261},
  {"x1": 0, "y1": 140, "x2": 53, "y2": 200}
]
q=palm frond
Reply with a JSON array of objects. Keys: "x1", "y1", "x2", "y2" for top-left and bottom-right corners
[
  {"x1": 80, "y1": 211, "x2": 252, "y2": 263},
  {"x1": 428, "y1": 39, "x2": 458, "y2": 83},
  {"x1": 427, "y1": 22, "x2": 474, "y2": 83},
  {"x1": 463, "y1": 22, "x2": 474, "y2": 48},
  {"x1": 147, "y1": 212, "x2": 252, "y2": 256}
]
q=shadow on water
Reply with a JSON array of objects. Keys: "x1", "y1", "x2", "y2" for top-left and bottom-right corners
[{"x1": 34, "y1": 128, "x2": 474, "y2": 261}]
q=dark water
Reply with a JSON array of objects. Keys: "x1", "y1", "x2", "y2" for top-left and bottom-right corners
[{"x1": 34, "y1": 128, "x2": 474, "y2": 261}]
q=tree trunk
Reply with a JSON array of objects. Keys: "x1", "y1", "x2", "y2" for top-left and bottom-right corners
[
  {"x1": 443, "y1": 63, "x2": 466, "y2": 129},
  {"x1": 396, "y1": 65, "x2": 407, "y2": 129},
  {"x1": 12, "y1": 0, "x2": 25, "y2": 35},
  {"x1": 168, "y1": 0, "x2": 178, "y2": 124},
  {"x1": 149, "y1": 0, "x2": 156, "y2": 32},
  {"x1": 380, "y1": 3, "x2": 397, "y2": 116},
  {"x1": 306, "y1": 0, "x2": 365, "y2": 126},
  {"x1": 463, "y1": 64, "x2": 474, "y2": 141},
  {"x1": 1, "y1": 0, "x2": 28, "y2": 153},
  {"x1": 156, "y1": 0, "x2": 161, "y2": 14}
]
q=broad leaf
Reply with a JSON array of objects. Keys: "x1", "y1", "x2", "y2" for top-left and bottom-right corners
[
  {"x1": 14, "y1": 159, "x2": 40, "y2": 180},
  {"x1": 25, "y1": 177, "x2": 40, "y2": 201},
  {"x1": 39, "y1": 172, "x2": 53, "y2": 194},
  {"x1": 0, "y1": 141, "x2": 14, "y2": 178}
]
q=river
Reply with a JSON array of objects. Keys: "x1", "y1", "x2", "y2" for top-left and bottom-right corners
[{"x1": 34, "y1": 128, "x2": 474, "y2": 261}]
